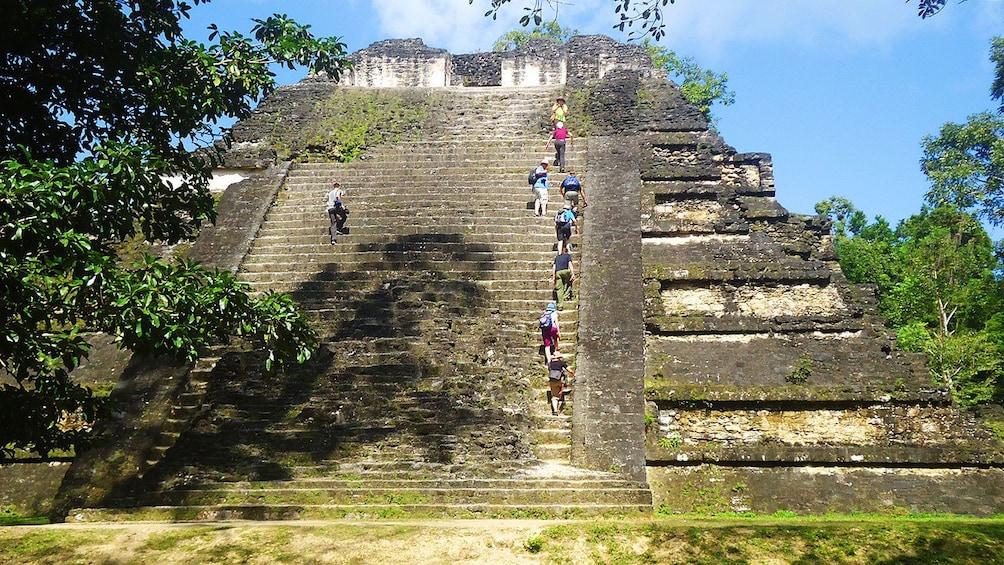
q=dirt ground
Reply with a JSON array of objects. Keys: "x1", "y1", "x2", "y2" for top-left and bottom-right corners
[{"x1": 2, "y1": 520, "x2": 587, "y2": 565}]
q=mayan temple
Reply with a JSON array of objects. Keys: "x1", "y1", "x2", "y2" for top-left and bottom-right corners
[{"x1": 6, "y1": 35, "x2": 1004, "y2": 521}]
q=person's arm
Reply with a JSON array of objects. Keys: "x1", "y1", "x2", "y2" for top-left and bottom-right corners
[{"x1": 552, "y1": 262, "x2": 557, "y2": 286}]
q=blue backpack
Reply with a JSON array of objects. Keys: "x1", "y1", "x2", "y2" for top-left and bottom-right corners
[{"x1": 538, "y1": 310, "x2": 553, "y2": 329}]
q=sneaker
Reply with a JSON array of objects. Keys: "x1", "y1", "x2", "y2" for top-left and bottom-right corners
[
  {"x1": 335, "y1": 231, "x2": 345, "y2": 235},
  {"x1": 330, "y1": 240, "x2": 337, "y2": 245}
]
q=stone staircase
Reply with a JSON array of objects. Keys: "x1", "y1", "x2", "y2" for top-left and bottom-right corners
[{"x1": 68, "y1": 86, "x2": 650, "y2": 521}]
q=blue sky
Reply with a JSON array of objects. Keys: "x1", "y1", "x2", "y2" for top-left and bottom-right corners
[{"x1": 182, "y1": 0, "x2": 1004, "y2": 229}]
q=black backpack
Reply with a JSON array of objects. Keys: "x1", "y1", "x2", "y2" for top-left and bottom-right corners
[{"x1": 528, "y1": 169, "x2": 538, "y2": 186}]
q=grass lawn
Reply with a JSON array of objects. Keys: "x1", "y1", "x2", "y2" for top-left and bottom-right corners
[{"x1": 1, "y1": 515, "x2": 1003, "y2": 564}]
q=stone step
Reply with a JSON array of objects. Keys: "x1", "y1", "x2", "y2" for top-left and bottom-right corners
[
  {"x1": 68, "y1": 501, "x2": 651, "y2": 522},
  {"x1": 120, "y1": 85, "x2": 595, "y2": 521},
  {"x1": 145, "y1": 484, "x2": 650, "y2": 507}
]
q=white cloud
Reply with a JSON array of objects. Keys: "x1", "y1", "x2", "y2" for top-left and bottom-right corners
[
  {"x1": 369, "y1": 0, "x2": 515, "y2": 52},
  {"x1": 366, "y1": 0, "x2": 1004, "y2": 60}
]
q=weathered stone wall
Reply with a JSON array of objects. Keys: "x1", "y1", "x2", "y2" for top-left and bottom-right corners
[
  {"x1": 564, "y1": 35, "x2": 651, "y2": 86},
  {"x1": 572, "y1": 135, "x2": 648, "y2": 482},
  {"x1": 344, "y1": 38, "x2": 451, "y2": 87},
  {"x1": 576, "y1": 64, "x2": 1004, "y2": 514},
  {"x1": 451, "y1": 53, "x2": 503, "y2": 86},
  {"x1": 500, "y1": 37, "x2": 565, "y2": 87},
  {"x1": 342, "y1": 36, "x2": 652, "y2": 88},
  {"x1": 648, "y1": 466, "x2": 1004, "y2": 516}
]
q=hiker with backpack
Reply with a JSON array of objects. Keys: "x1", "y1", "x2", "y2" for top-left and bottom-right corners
[
  {"x1": 544, "y1": 121, "x2": 572, "y2": 173},
  {"x1": 552, "y1": 249, "x2": 575, "y2": 309},
  {"x1": 560, "y1": 171, "x2": 587, "y2": 214},
  {"x1": 530, "y1": 160, "x2": 549, "y2": 217},
  {"x1": 546, "y1": 352, "x2": 574, "y2": 415},
  {"x1": 554, "y1": 203, "x2": 575, "y2": 254},
  {"x1": 538, "y1": 302, "x2": 560, "y2": 365}
]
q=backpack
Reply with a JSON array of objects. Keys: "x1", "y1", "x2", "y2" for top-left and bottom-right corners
[
  {"x1": 538, "y1": 310, "x2": 553, "y2": 329},
  {"x1": 554, "y1": 209, "x2": 569, "y2": 226},
  {"x1": 528, "y1": 169, "x2": 538, "y2": 186}
]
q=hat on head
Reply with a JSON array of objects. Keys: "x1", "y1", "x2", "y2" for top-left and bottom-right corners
[
  {"x1": 563, "y1": 203, "x2": 571, "y2": 209},
  {"x1": 546, "y1": 302, "x2": 556, "y2": 311},
  {"x1": 557, "y1": 96, "x2": 565, "y2": 102},
  {"x1": 540, "y1": 160, "x2": 548, "y2": 167}
]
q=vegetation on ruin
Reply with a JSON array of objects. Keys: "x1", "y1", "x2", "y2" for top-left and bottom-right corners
[
  {"x1": 491, "y1": 25, "x2": 733, "y2": 126},
  {"x1": 298, "y1": 91, "x2": 435, "y2": 163},
  {"x1": 643, "y1": 40, "x2": 735, "y2": 128},
  {"x1": 0, "y1": 1, "x2": 348, "y2": 457}
]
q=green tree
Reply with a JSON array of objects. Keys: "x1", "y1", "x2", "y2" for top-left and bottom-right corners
[
  {"x1": 643, "y1": 40, "x2": 735, "y2": 127},
  {"x1": 921, "y1": 111, "x2": 1004, "y2": 226},
  {"x1": 1, "y1": 1, "x2": 349, "y2": 457},
  {"x1": 921, "y1": 36, "x2": 1004, "y2": 226},
  {"x1": 818, "y1": 200, "x2": 1004, "y2": 406},
  {"x1": 492, "y1": 21, "x2": 577, "y2": 51},
  {"x1": 990, "y1": 36, "x2": 1004, "y2": 113}
]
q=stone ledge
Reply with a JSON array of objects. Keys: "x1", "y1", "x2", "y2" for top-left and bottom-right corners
[
  {"x1": 646, "y1": 444, "x2": 1004, "y2": 467},
  {"x1": 644, "y1": 384, "x2": 949, "y2": 404}
]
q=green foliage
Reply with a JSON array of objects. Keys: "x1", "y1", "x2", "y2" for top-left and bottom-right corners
[
  {"x1": 523, "y1": 535, "x2": 544, "y2": 553},
  {"x1": 992, "y1": 36, "x2": 1004, "y2": 114},
  {"x1": 0, "y1": 2, "x2": 337, "y2": 457},
  {"x1": 815, "y1": 197, "x2": 868, "y2": 240},
  {"x1": 922, "y1": 111, "x2": 1004, "y2": 226},
  {"x1": 897, "y1": 323, "x2": 1000, "y2": 407},
  {"x1": 492, "y1": 21, "x2": 577, "y2": 51},
  {"x1": 785, "y1": 358, "x2": 813, "y2": 384},
  {"x1": 0, "y1": 506, "x2": 47, "y2": 526},
  {"x1": 642, "y1": 40, "x2": 735, "y2": 128},
  {"x1": 658, "y1": 432, "x2": 682, "y2": 449},
  {"x1": 819, "y1": 199, "x2": 1004, "y2": 407}
]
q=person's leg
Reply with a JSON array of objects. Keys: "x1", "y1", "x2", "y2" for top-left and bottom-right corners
[
  {"x1": 556, "y1": 141, "x2": 566, "y2": 171},
  {"x1": 564, "y1": 190, "x2": 579, "y2": 210},
  {"x1": 549, "y1": 380, "x2": 563, "y2": 415},
  {"x1": 555, "y1": 270, "x2": 565, "y2": 307},
  {"x1": 557, "y1": 269, "x2": 572, "y2": 304},
  {"x1": 542, "y1": 332, "x2": 552, "y2": 364},
  {"x1": 328, "y1": 209, "x2": 338, "y2": 243}
]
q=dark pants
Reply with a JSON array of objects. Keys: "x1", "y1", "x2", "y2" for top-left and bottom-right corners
[
  {"x1": 553, "y1": 140, "x2": 566, "y2": 170},
  {"x1": 556, "y1": 222, "x2": 572, "y2": 250},
  {"x1": 328, "y1": 208, "x2": 347, "y2": 241}
]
